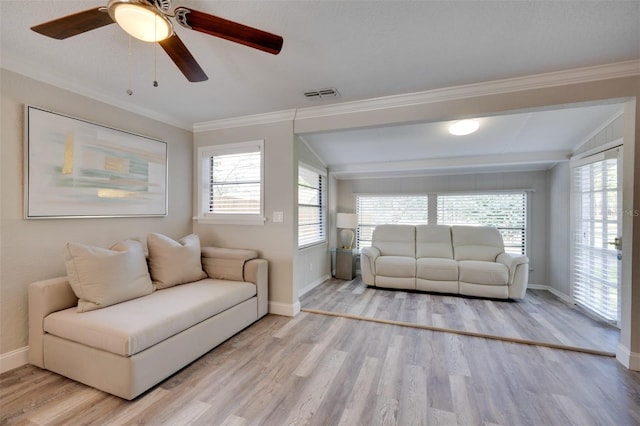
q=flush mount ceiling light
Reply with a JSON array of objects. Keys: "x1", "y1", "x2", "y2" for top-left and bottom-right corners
[
  {"x1": 449, "y1": 119, "x2": 480, "y2": 136},
  {"x1": 107, "y1": 0, "x2": 172, "y2": 42}
]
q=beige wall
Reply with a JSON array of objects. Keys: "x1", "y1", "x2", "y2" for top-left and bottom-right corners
[
  {"x1": 193, "y1": 121, "x2": 297, "y2": 310},
  {"x1": 0, "y1": 70, "x2": 194, "y2": 354}
]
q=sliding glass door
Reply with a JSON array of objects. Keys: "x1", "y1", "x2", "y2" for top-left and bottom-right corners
[{"x1": 572, "y1": 147, "x2": 622, "y2": 325}]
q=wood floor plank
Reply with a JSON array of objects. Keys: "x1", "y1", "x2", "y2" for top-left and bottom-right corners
[{"x1": 301, "y1": 277, "x2": 620, "y2": 353}]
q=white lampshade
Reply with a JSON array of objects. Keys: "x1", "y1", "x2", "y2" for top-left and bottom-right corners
[
  {"x1": 336, "y1": 213, "x2": 357, "y2": 229},
  {"x1": 336, "y1": 213, "x2": 357, "y2": 249},
  {"x1": 108, "y1": 0, "x2": 173, "y2": 42}
]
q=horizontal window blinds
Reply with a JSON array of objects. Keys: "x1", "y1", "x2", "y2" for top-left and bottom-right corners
[
  {"x1": 437, "y1": 193, "x2": 527, "y2": 255},
  {"x1": 298, "y1": 165, "x2": 326, "y2": 247},
  {"x1": 573, "y1": 157, "x2": 619, "y2": 323},
  {"x1": 208, "y1": 150, "x2": 261, "y2": 215},
  {"x1": 356, "y1": 195, "x2": 429, "y2": 248}
]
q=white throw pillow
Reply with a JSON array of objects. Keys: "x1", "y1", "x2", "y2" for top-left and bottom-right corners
[
  {"x1": 147, "y1": 233, "x2": 207, "y2": 289},
  {"x1": 64, "y1": 239, "x2": 155, "y2": 312}
]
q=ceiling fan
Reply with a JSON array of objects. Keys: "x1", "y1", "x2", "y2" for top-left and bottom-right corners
[{"x1": 30, "y1": 0, "x2": 284, "y2": 82}]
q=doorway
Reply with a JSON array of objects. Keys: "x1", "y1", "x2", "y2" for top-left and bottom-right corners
[{"x1": 571, "y1": 146, "x2": 623, "y2": 325}]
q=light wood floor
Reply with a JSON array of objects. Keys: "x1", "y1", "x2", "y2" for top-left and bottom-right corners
[
  {"x1": 2, "y1": 311, "x2": 640, "y2": 425},
  {"x1": 2, "y1": 279, "x2": 637, "y2": 425},
  {"x1": 301, "y1": 277, "x2": 620, "y2": 354}
]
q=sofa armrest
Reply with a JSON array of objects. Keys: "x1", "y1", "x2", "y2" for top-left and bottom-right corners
[
  {"x1": 360, "y1": 247, "x2": 380, "y2": 286},
  {"x1": 496, "y1": 253, "x2": 529, "y2": 299},
  {"x1": 29, "y1": 277, "x2": 78, "y2": 368},
  {"x1": 244, "y1": 259, "x2": 268, "y2": 318},
  {"x1": 201, "y1": 246, "x2": 258, "y2": 281},
  {"x1": 496, "y1": 252, "x2": 528, "y2": 270}
]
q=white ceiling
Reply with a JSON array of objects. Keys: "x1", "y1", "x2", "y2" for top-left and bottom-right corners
[
  {"x1": 300, "y1": 102, "x2": 625, "y2": 178},
  {"x1": 1, "y1": 1, "x2": 638, "y2": 177}
]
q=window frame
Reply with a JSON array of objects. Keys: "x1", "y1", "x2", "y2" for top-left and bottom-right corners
[
  {"x1": 298, "y1": 162, "x2": 327, "y2": 249},
  {"x1": 436, "y1": 191, "x2": 528, "y2": 255},
  {"x1": 195, "y1": 140, "x2": 266, "y2": 225},
  {"x1": 355, "y1": 194, "x2": 430, "y2": 249},
  {"x1": 354, "y1": 190, "x2": 529, "y2": 255}
]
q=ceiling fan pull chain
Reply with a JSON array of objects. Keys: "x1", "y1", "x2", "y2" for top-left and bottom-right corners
[
  {"x1": 126, "y1": 35, "x2": 133, "y2": 96},
  {"x1": 153, "y1": 15, "x2": 159, "y2": 87}
]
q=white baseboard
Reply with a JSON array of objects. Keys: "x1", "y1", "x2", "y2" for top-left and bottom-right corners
[
  {"x1": 268, "y1": 300, "x2": 301, "y2": 317},
  {"x1": 298, "y1": 274, "x2": 331, "y2": 297},
  {"x1": 0, "y1": 346, "x2": 29, "y2": 373},
  {"x1": 617, "y1": 343, "x2": 640, "y2": 371},
  {"x1": 527, "y1": 284, "x2": 573, "y2": 304}
]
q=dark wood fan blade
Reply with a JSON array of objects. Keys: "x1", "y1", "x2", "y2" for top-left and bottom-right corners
[
  {"x1": 31, "y1": 8, "x2": 114, "y2": 39},
  {"x1": 176, "y1": 7, "x2": 283, "y2": 55},
  {"x1": 159, "y1": 34, "x2": 208, "y2": 82}
]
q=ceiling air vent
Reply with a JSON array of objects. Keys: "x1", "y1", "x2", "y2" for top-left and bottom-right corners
[{"x1": 304, "y1": 87, "x2": 340, "y2": 100}]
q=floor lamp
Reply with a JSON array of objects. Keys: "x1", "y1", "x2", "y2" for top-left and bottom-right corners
[{"x1": 336, "y1": 213, "x2": 358, "y2": 249}]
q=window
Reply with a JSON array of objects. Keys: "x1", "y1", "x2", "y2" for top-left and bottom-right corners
[
  {"x1": 437, "y1": 192, "x2": 527, "y2": 254},
  {"x1": 298, "y1": 163, "x2": 326, "y2": 248},
  {"x1": 196, "y1": 140, "x2": 265, "y2": 224},
  {"x1": 356, "y1": 195, "x2": 429, "y2": 248},
  {"x1": 354, "y1": 191, "x2": 527, "y2": 254}
]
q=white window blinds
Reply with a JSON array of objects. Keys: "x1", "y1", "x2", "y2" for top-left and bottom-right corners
[
  {"x1": 437, "y1": 192, "x2": 527, "y2": 254},
  {"x1": 198, "y1": 141, "x2": 264, "y2": 221},
  {"x1": 356, "y1": 195, "x2": 429, "y2": 248},
  {"x1": 572, "y1": 155, "x2": 620, "y2": 323},
  {"x1": 298, "y1": 164, "x2": 326, "y2": 247}
]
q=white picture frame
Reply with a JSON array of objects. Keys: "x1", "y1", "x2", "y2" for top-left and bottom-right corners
[{"x1": 25, "y1": 106, "x2": 168, "y2": 219}]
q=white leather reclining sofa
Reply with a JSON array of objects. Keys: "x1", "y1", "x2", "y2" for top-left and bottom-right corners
[{"x1": 360, "y1": 224, "x2": 528, "y2": 299}]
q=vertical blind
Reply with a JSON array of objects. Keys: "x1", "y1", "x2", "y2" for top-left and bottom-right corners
[
  {"x1": 356, "y1": 195, "x2": 429, "y2": 248},
  {"x1": 573, "y1": 157, "x2": 619, "y2": 323},
  {"x1": 298, "y1": 165, "x2": 326, "y2": 247},
  {"x1": 437, "y1": 192, "x2": 527, "y2": 254},
  {"x1": 207, "y1": 149, "x2": 261, "y2": 215}
]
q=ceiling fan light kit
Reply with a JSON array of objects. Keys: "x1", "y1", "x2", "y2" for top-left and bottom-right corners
[
  {"x1": 30, "y1": 0, "x2": 284, "y2": 83},
  {"x1": 107, "y1": 0, "x2": 172, "y2": 42}
]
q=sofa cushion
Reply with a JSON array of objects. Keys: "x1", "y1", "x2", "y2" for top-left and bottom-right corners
[
  {"x1": 372, "y1": 225, "x2": 416, "y2": 257},
  {"x1": 43, "y1": 279, "x2": 256, "y2": 357},
  {"x1": 416, "y1": 258, "x2": 458, "y2": 281},
  {"x1": 147, "y1": 233, "x2": 207, "y2": 289},
  {"x1": 452, "y1": 226, "x2": 505, "y2": 262},
  {"x1": 416, "y1": 225, "x2": 453, "y2": 259},
  {"x1": 458, "y1": 260, "x2": 509, "y2": 286},
  {"x1": 201, "y1": 247, "x2": 258, "y2": 281},
  {"x1": 64, "y1": 240, "x2": 155, "y2": 313},
  {"x1": 375, "y1": 256, "x2": 416, "y2": 278}
]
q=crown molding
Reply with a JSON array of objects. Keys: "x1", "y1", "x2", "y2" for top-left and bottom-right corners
[
  {"x1": 295, "y1": 60, "x2": 640, "y2": 121},
  {"x1": 1, "y1": 61, "x2": 192, "y2": 131},
  {"x1": 193, "y1": 109, "x2": 297, "y2": 133},
  {"x1": 329, "y1": 150, "x2": 570, "y2": 179}
]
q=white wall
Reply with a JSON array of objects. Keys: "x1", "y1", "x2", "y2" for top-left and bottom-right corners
[
  {"x1": 336, "y1": 170, "x2": 548, "y2": 285},
  {"x1": 0, "y1": 69, "x2": 194, "y2": 356}
]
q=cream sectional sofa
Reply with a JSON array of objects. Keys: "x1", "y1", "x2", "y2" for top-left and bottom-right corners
[
  {"x1": 361, "y1": 224, "x2": 528, "y2": 299},
  {"x1": 29, "y1": 234, "x2": 268, "y2": 400}
]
